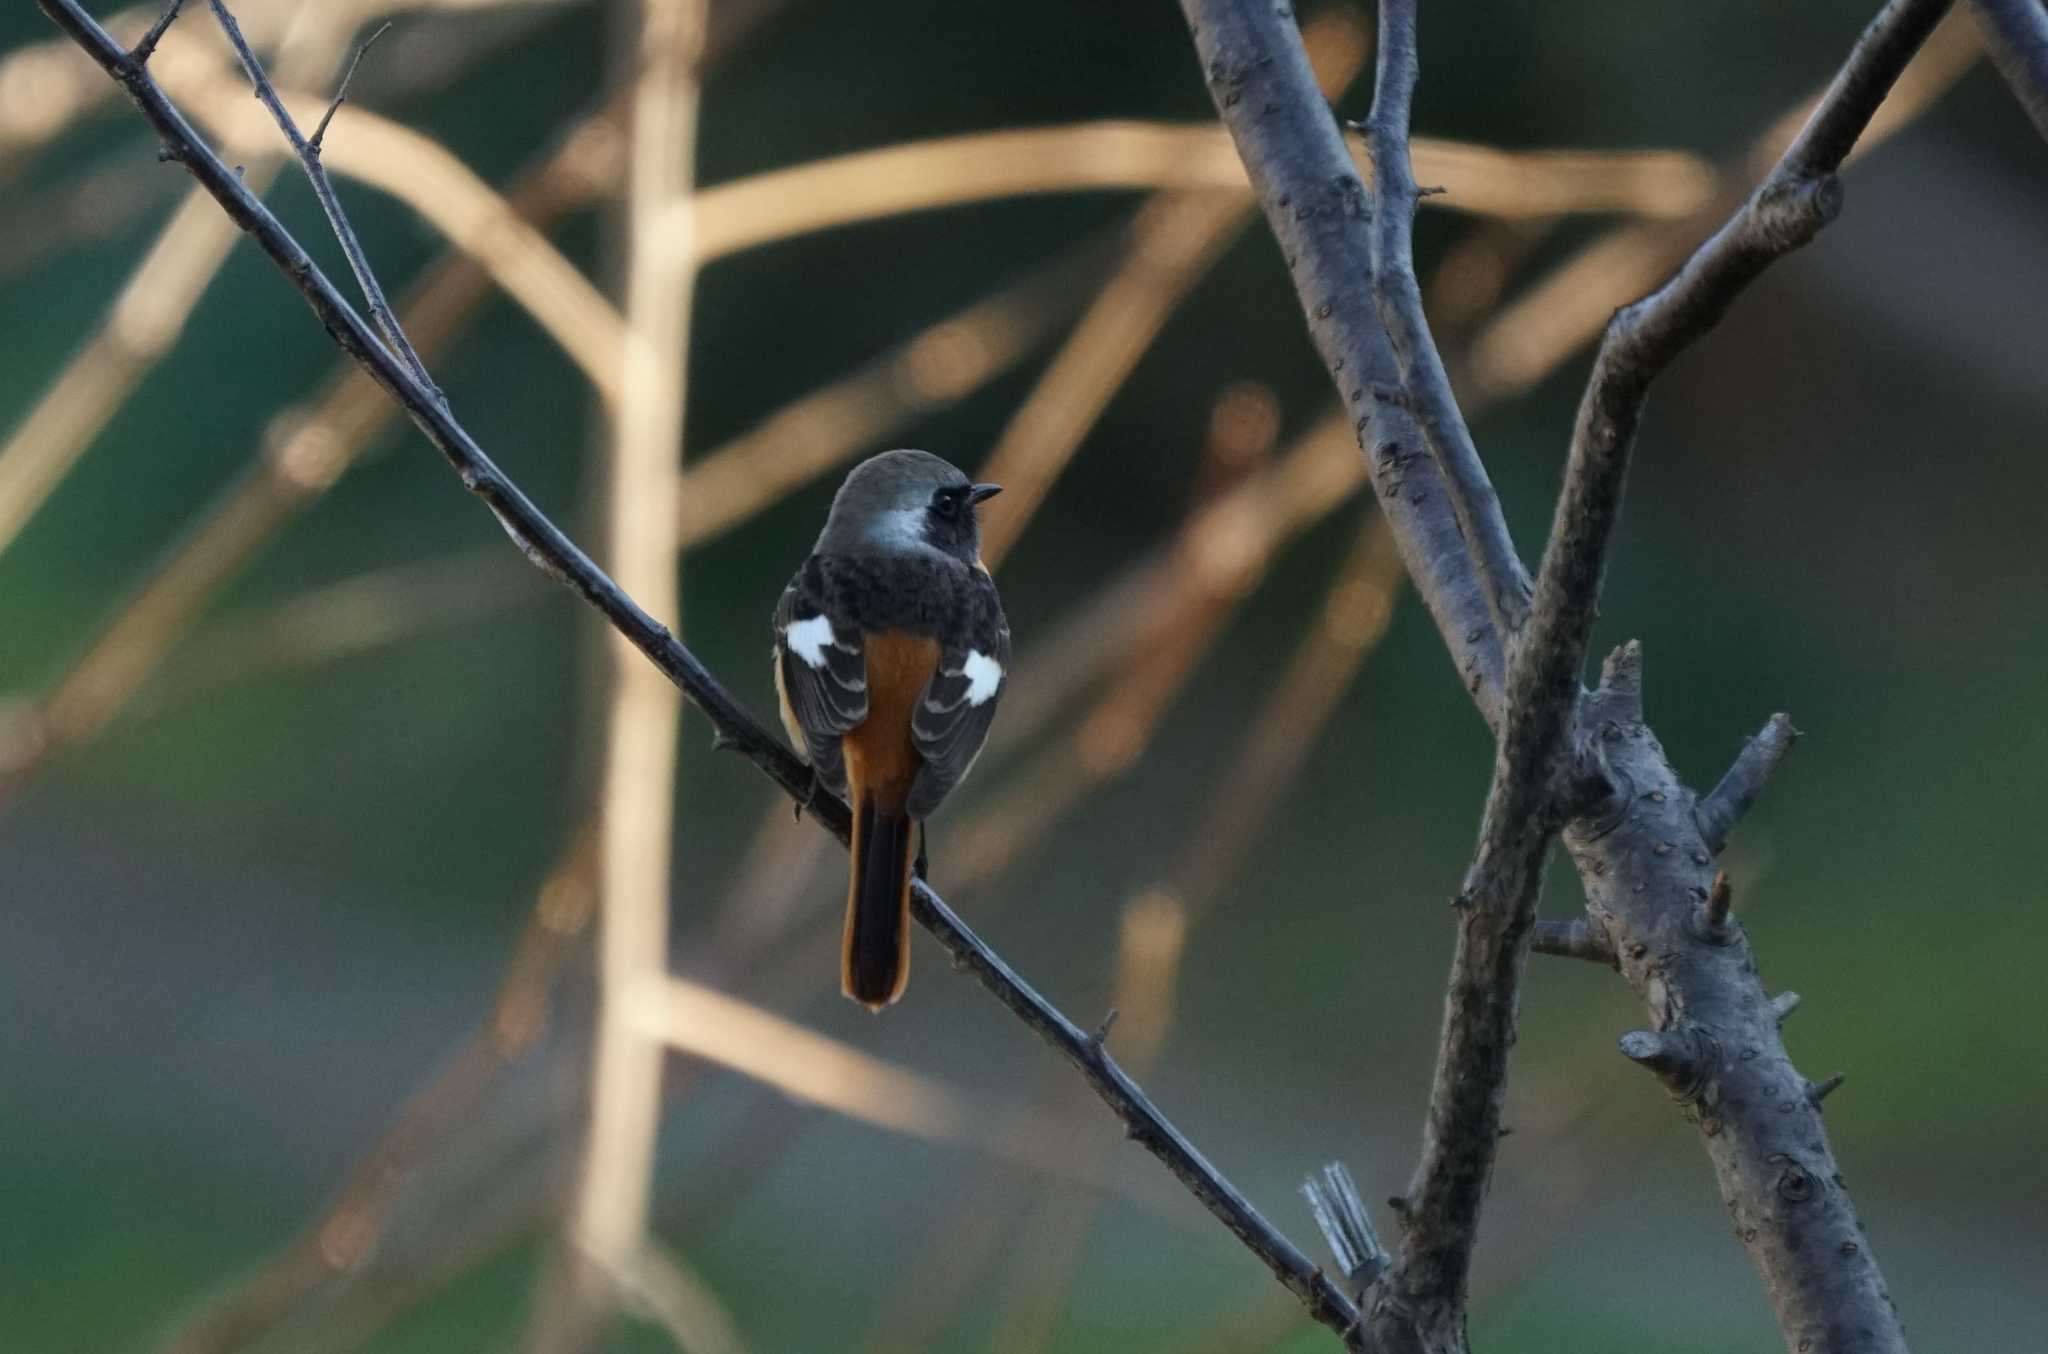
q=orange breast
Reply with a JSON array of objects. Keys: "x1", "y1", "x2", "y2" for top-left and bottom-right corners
[{"x1": 843, "y1": 629, "x2": 940, "y2": 816}]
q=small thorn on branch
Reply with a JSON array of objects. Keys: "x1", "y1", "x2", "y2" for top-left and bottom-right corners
[
  {"x1": 1807, "y1": 1072, "x2": 1846, "y2": 1106},
  {"x1": 129, "y1": 0, "x2": 184, "y2": 66},
  {"x1": 1770, "y1": 990, "x2": 1802, "y2": 1024},
  {"x1": 1301, "y1": 1162, "x2": 1388, "y2": 1294},
  {"x1": 1088, "y1": 1007, "x2": 1119, "y2": 1049},
  {"x1": 1696, "y1": 713, "x2": 1800, "y2": 852},
  {"x1": 1692, "y1": 869, "x2": 1735, "y2": 942},
  {"x1": 310, "y1": 20, "x2": 391, "y2": 154}
]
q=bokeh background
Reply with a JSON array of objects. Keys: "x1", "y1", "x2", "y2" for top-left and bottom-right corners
[{"x1": 3, "y1": 2, "x2": 2044, "y2": 1351}]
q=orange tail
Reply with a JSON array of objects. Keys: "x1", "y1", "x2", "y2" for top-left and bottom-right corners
[{"x1": 842, "y1": 789, "x2": 915, "y2": 1010}]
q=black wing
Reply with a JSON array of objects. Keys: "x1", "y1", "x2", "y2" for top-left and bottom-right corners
[
  {"x1": 773, "y1": 559, "x2": 866, "y2": 800},
  {"x1": 907, "y1": 580, "x2": 1009, "y2": 819}
]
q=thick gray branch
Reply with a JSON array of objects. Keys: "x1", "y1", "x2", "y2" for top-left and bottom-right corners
[
  {"x1": 1566, "y1": 690, "x2": 1906, "y2": 1354},
  {"x1": 1360, "y1": 0, "x2": 1531, "y2": 638},
  {"x1": 35, "y1": 2, "x2": 1363, "y2": 1344},
  {"x1": 1178, "y1": 0, "x2": 1508, "y2": 727},
  {"x1": 1968, "y1": 1, "x2": 2048, "y2": 142}
]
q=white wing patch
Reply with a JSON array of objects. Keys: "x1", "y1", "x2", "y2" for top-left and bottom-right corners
[
  {"x1": 785, "y1": 614, "x2": 835, "y2": 668},
  {"x1": 962, "y1": 649, "x2": 1003, "y2": 706}
]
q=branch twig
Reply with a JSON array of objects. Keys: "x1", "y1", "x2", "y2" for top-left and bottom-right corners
[
  {"x1": 1695, "y1": 713, "x2": 1799, "y2": 853},
  {"x1": 1968, "y1": 0, "x2": 2048, "y2": 141},
  {"x1": 1178, "y1": 0, "x2": 1510, "y2": 728},
  {"x1": 204, "y1": 0, "x2": 436, "y2": 393},
  {"x1": 1359, "y1": 2, "x2": 1530, "y2": 636},
  {"x1": 308, "y1": 20, "x2": 388, "y2": 152},
  {"x1": 1528, "y1": 917, "x2": 1615, "y2": 966},
  {"x1": 35, "y1": 3, "x2": 1361, "y2": 1343},
  {"x1": 1358, "y1": 0, "x2": 1632, "y2": 1335}
]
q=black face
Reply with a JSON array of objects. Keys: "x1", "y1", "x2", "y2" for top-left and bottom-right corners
[{"x1": 922, "y1": 482, "x2": 981, "y2": 561}]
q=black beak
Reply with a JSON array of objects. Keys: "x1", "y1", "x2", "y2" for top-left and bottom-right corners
[{"x1": 968, "y1": 483, "x2": 1003, "y2": 506}]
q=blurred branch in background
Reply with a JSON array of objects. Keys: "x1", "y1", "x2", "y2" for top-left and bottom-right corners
[
  {"x1": 986, "y1": 892, "x2": 1191, "y2": 1354},
  {"x1": 171, "y1": 61, "x2": 627, "y2": 399},
  {"x1": 683, "y1": 123, "x2": 1716, "y2": 260},
  {"x1": 1164, "y1": 518, "x2": 1401, "y2": 920},
  {"x1": 157, "y1": 834, "x2": 598, "y2": 1354},
  {"x1": 0, "y1": 0, "x2": 570, "y2": 286},
  {"x1": 673, "y1": 235, "x2": 1114, "y2": 547},
  {"x1": 974, "y1": 3, "x2": 1368, "y2": 568},
  {"x1": 689, "y1": 8, "x2": 1368, "y2": 1000},
  {"x1": 151, "y1": 546, "x2": 540, "y2": 703},
  {"x1": 973, "y1": 189, "x2": 1255, "y2": 567},
  {"x1": 0, "y1": 84, "x2": 623, "y2": 807},
  {"x1": 525, "y1": 1, "x2": 702, "y2": 1350},
  {"x1": 951, "y1": 409, "x2": 1363, "y2": 890},
  {"x1": 978, "y1": 520, "x2": 1403, "y2": 1352},
  {"x1": 1465, "y1": 8, "x2": 1979, "y2": 402},
  {"x1": 0, "y1": 4, "x2": 355, "y2": 562},
  {"x1": 612, "y1": 1246, "x2": 749, "y2": 1354},
  {"x1": 0, "y1": 0, "x2": 581, "y2": 169}
]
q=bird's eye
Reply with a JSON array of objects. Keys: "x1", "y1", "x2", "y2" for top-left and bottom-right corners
[{"x1": 932, "y1": 488, "x2": 963, "y2": 520}]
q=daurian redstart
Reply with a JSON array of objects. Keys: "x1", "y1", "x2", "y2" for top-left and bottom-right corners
[{"x1": 773, "y1": 450, "x2": 1009, "y2": 1010}]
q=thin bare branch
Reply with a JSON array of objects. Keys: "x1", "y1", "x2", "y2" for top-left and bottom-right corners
[
  {"x1": 1178, "y1": 0, "x2": 1508, "y2": 730},
  {"x1": 307, "y1": 20, "x2": 389, "y2": 152},
  {"x1": 1359, "y1": 0, "x2": 1531, "y2": 636},
  {"x1": 39, "y1": 6, "x2": 1361, "y2": 1342},
  {"x1": 1970, "y1": 0, "x2": 2048, "y2": 137},
  {"x1": 173, "y1": 71, "x2": 626, "y2": 400},
  {"x1": 204, "y1": 0, "x2": 435, "y2": 390},
  {"x1": 1696, "y1": 714, "x2": 1800, "y2": 853}
]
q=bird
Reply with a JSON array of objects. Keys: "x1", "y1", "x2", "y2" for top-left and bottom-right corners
[{"x1": 773, "y1": 450, "x2": 1010, "y2": 1010}]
